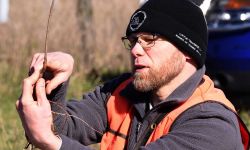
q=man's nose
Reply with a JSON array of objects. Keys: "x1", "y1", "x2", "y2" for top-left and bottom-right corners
[{"x1": 130, "y1": 43, "x2": 145, "y2": 57}]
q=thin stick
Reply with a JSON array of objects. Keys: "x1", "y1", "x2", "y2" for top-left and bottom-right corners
[
  {"x1": 49, "y1": 100, "x2": 104, "y2": 136},
  {"x1": 52, "y1": 111, "x2": 104, "y2": 136},
  {"x1": 40, "y1": 0, "x2": 55, "y2": 78}
]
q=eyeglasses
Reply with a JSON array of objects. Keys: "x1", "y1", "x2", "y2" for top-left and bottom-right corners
[{"x1": 121, "y1": 33, "x2": 160, "y2": 50}]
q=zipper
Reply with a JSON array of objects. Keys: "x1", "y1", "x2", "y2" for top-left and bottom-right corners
[
  {"x1": 136, "y1": 122, "x2": 142, "y2": 141},
  {"x1": 132, "y1": 113, "x2": 162, "y2": 150}
]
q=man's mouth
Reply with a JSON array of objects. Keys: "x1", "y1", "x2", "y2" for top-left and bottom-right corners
[{"x1": 134, "y1": 65, "x2": 148, "y2": 72}]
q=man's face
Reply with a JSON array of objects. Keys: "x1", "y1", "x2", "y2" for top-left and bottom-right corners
[{"x1": 129, "y1": 33, "x2": 186, "y2": 92}]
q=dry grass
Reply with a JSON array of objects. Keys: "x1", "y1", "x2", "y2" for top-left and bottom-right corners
[
  {"x1": 0, "y1": 0, "x2": 138, "y2": 149},
  {"x1": 0, "y1": 0, "x2": 137, "y2": 73}
]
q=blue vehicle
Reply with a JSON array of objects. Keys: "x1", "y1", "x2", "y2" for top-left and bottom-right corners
[{"x1": 205, "y1": 0, "x2": 250, "y2": 92}]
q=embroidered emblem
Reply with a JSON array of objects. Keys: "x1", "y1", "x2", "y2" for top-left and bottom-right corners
[{"x1": 130, "y1": 11, "x2": 147, "y2": 31}]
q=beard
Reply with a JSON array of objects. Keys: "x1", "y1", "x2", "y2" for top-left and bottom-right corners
[{"x1": 133, "y1": 51, "x2": 185, "y2": 92}]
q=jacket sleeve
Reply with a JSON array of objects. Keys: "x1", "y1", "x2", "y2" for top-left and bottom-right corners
[
  {"x1": 48, "y1": 73, "x2": 131, "y2": 150},
  {"x1": 140, "y1": 102, "x2": 244, "y2": 150}
]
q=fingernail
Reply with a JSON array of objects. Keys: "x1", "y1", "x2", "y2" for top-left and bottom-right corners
[{"x1": 46, "y1": 88, "x2": 51, "y2": 94}]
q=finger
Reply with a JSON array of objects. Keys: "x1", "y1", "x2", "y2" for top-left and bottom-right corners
[
  {"x1": 46, "y1": 73, "x2": 68, "y2": 94},
  {"x1": 15, "y1": 100, "x2": 26, "y2": 126},
  {"x1": 16, "y1": 100, "x2": 20, "y2": 110},
  {"x1": 21, "y1": 70, "x2": 40, "y2": 104},
  {"x1": 36, "y1": 78, "x2": 48, "y2": 106},
  {"x1": 15, "y1": 100, "x2": 23, "y2": 114},
  {"x1": 30, "y1": 53, "x2": 39, "y2": 68},
  {"x1": 29, "y1": 53, "x2": 44, "y2": 73},
  {"x1": 30, "y1": 53, "x2": 44, "y2": 69}
]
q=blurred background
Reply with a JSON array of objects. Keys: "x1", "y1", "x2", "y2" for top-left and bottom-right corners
[
  {"x1": 0, "y1": 0, "x2": 249, "y2": 149},
  {"x1": 0, "y1": 0, "x2": 137, "y2": 149},
  {"x1": 204, "y1": 0, "x2": 250, "y2": 114}
]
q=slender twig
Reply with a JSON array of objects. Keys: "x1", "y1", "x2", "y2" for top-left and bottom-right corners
[
  {"x1": 40, "y1": 0, "x2": 55, "y2": 78},
  {"x1": 50, "y1": 99, "x2": 104, "y2": 136}
]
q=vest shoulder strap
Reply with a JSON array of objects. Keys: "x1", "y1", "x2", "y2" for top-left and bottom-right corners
[{"x1": 101, "y1": 78, "x2": 133, "y2": 150}]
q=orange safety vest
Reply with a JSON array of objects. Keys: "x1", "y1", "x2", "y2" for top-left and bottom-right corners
[{"x1": 100, "y1": 76, "x2": 250, "y2": 150}]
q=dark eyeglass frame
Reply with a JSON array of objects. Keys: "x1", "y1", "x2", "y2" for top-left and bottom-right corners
[{"x1": 121, "y1": 33, "x2": 160, "y2": 50}]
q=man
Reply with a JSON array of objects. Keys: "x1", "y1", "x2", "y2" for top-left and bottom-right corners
[{"x1": 16, "y1": 0, "x2": 250, "y2": 149}]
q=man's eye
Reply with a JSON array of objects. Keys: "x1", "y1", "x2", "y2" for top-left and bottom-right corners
[
  {"x1": 128, "y1": 37, "x2": 138, "y2": 43},
  {"x1": 141, "y1": 36, "x2": 155, "y2": 42}
]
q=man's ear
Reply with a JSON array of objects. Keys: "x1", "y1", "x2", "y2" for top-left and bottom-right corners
[
  {"x1": 185, "y1": 55, "x2": 198, "y2": 68},
  {"x1": 183, "y1": 53, "x2": 198, "y2": 67},
  {"x1": 185, "y1": 54, "x2": 192, "y2": 60}
]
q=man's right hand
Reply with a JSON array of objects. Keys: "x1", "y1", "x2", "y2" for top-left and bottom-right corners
[{"x1": 30, "y1": 51, "x2": 74, "y2": 94}]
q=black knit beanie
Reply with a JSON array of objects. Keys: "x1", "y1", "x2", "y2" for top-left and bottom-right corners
[{"x1": 126, "y1": 0, "x2": 208, "y2": 68}]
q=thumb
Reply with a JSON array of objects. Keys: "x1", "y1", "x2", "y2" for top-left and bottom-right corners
[{"x1": 36, "y1": 78, "x2": 48, "y2": 106}]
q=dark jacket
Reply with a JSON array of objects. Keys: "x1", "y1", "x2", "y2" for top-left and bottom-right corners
[{"x1": 50, "y1": 66, "x2": 245, "y2": 150}]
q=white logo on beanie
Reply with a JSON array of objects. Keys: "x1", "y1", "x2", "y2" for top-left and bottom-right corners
[
  {"x1": 175, "y1": 33, "x2": 202, "y2": 55},
  {"x1": 130, "y1": 11, "x2": 147, "y2": 31}
]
